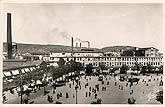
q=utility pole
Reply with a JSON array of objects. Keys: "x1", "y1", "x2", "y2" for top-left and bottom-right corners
[
  {"x1": 75, "y1": 79, "x2": 79, "y2": 104},
  {"x1": 71, "y1": 37, "x2": 74, "y2": 57},
  {"x1": 20, "y1": 69, "x2": 23, "y2": 104},
  {"x1": 75, "y1": 84, "x2": 78, "y2": 104},
  {"x1": 76, "y1": 86, "x2": 78, "y2": 104}
]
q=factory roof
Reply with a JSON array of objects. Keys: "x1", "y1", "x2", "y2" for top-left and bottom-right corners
[
  {"x1": 124, "y1": 47, "x2": 159, "y2": 52},
  {"x1": 141, "y1": 47, "x2": 159, "y2": 50},
  {"x1": 50, "y1": 51, "x2": 103, "y2": 53},
  {"x1": 50, "y1": 48, "x2": 103, "y2": 53},
  {"x1": 3, "y1": 59, "x2": 43, "y2": 71}
]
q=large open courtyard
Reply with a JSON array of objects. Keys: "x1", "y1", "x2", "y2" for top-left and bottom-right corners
[{"x1": 3, "y1": 72, "x2": 163, "y2": 104}]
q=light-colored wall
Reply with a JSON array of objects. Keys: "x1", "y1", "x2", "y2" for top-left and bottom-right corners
[
  {"x1": 49, "y1": 56, "x2": 163, "y2": 68},
  {"x1": 50, "y1": 52, "x2": 103, "y2": 57},
  {"x1": 145, "y1": 48, "x2": 158, "y2": 57}
]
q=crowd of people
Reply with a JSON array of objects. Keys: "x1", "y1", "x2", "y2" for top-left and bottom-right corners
[{"x1": 2, "y1": 71, "x2": 163, "y2": 104}]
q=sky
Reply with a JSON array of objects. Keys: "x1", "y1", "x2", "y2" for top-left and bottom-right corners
[{"x1": 2, "y1": 3, "x2": 163, "y2": 51}]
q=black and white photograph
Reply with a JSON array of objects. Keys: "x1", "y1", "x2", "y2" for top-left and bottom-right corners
[{"x1": 1, "y1": 2, "x2": 164, "y2": 105}]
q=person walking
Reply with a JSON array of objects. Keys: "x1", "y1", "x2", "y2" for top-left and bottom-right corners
[
  {"x1": 73, "y1": 94, "x2": 75, "y2": 98},
  {"x1": 115, "y1": 82, "x2": 117, "y2": 86},
  {"x1": 102, "y1": 81, "x2": 104, "y2": 84},
  {"x1": 60, "y1": 92, "x2": 62, "y2": 97},
  {"x1": 86, "y1": 92, "x2": 88, "y2": 97},
  {"x1": 107, "y1": 81, "x2": 109, "y2": 85},
  {"x1": 3, "y1": 94, "x2": 7, "y2": 103},
  {"x1": 53, "y1": 89, "x2": 56, "y2": 94},
  {"x1": 66, "y1": 92, "x2": 69, "y2": 98},
  {"x1": 47, "y1": 95, "x2": 51, "y2": 102},
  {"x1": 147, "y1": 83, "x2": 149, "y2": 86},
  {"x1": 126, "y1": 83, "x2": 128, "y2": 87},
  {"x1": 89, "y1": 86, "x2": 91, "y2": 91},
  {"x1": 79, "y1": 81, "x2": 81, "y2": 85},
  {"x1": 24, "y1": 97, "x2": 29, "y2": 104},
  {"x1": 121, "y1": 86, "x2": 123, "y2": 90},
  {"x1": 69, "y1": 84, "x2": 71, "y2": 88},
  {"x1": 50, "y1": 96, "x2": 53, "y2": 103},
  {"x1": 73, "y1": 81, "x2": 74, "y2": 85},
  {"x1": 79, "y1": 85, "x2": 81, "y2": 89},
  {"x1": 102, "y1": 87, "x2": 104, "y2": 91},
  {"x1": 89, "y1": 92, "x2": 91, "y2": 96},
  {"x1": 94, "y1": 89, "x2": 97, "y2": 93},
  {"x1": 95, "y1": 93, "x2": 97, "y2": 99},
  {"x1": 57, "y1": 94, "x2": 59, "y2": 99}
]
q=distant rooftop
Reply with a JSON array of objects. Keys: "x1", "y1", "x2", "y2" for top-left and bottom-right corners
[
  {"x1": 124, "y1": 47, "x2": 159, "y2": 52},
  {"x1": 50, "y1": 48, "x2": 103, "y2": 53},
  {"x1": 3, "y1": 60, "x2": 43, "y2": 71},
  {"x1": 141, "y1": 47, "x2": 159, "y2": 50}
]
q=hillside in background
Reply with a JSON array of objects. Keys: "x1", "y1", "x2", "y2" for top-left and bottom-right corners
[
  {"x1": 3, "y1": 42, "x2": 138, "y2": 54},
  {"x1": 3, "y1": 43, "x2": 100, "y2": 54},
  {"x1": 101, "y1": 46, "x2": 137, "y2": 53}
]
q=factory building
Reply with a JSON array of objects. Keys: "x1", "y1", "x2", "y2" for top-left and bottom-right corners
[
  {"x1": 49, "y1": 56, "x2": 163, "y2": 68},
  {"x1": 49, "y1": 47, "x2": 163, "y2": 68},
  {"x1": 121, "y1": 47, "x2": 160, "y2": 57}
]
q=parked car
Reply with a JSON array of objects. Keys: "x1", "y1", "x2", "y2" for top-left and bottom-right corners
[{"x1": 98, "y1": 76, "x2": 103, "y2": 81}]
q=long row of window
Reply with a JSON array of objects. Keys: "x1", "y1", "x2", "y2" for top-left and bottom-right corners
[
  {"x1": 91, "y1": 61, "x2": 161, "y2": 67},
  {"x1": 49, "y1": 57, "x2": 163, "y2": 67},
  {"x1": 50, "y1": 57, "x2": 163, "y2": 62}
]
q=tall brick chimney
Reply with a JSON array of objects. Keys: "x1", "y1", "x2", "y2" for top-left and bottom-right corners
[
  {"x1": 87, "y1": 41, "x2": 90, "y2": 48},
  {"x1": 71, "y1": 37, "x2": 73, "y2": 56},
  {"x1": 7, "y1": 13, "x2": 12, "y2": 59},
  {"x1": 76, "y1": 42, "x2": 78, "y2": 47},
  {"x1": 80, "y1": 42, "x2": 81, "y2": 48}
]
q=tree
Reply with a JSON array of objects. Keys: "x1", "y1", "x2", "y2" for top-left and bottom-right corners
[
  {"x1": 40, "y1": 61, "x2": 47, "y2": 70},
  {"x1": 141, "y1": 66, "x2": 147, "y2": 75},
  {"x1": 134, "y1": 62, "x2": 141, "y2": 71},
  {"x1": 65, "y1": 59, "x2": 76, "y2": 73},
  {"x1": 120, "y1": 65, "x2": 128, "y2": 74},
  {"x1": 51, "y1": 67, "x2": 62, "y2": 79},
  {"x1": 57, "y1": 58, "x2": 65, "y2": 67},
  {"x1": 110, "y1": 67, "x2": 118, "y2": 74},
  {"x1": 51, "y1": 58, "x2": 84, "y2": 79},
  {"x1": 146, "y1": 64, "x2": 152, "y2": 73},
  {"x1": 74, "y1": 62, "x2": 84, "y2": 75},
  {"x1": 85, "y1": 64, "x2": 94, "y2": 75},
  {"x1": 156, "y1": 90, "x2": 163, "y2": 104},
  {"x1": 159, "y1": 65, "x2": 163, "y2": 74},
  {"x1": 99, "y1": 64, "x2": 108, "y2": 71}
]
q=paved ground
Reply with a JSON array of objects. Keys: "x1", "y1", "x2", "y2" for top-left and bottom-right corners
[{"x1": 3, "y1": 73, "x2": 163, "y2": 104}]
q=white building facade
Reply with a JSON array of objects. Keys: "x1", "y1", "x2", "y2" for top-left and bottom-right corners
[{"x1": 49, "y1": 52, "x2": 163, "y2": 68}]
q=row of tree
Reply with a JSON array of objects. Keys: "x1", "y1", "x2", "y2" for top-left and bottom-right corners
[
  {"x1": 114, "y1": 63, "x2": 163, "y2": 74},
  {"x1": 15, "y1": 61, "x2": 49, "y2": 86},
  {"x1": 95, "y1": 62, "x2": 163, "y2": 75},
  {"x1": 50, "y1": 58, "x2": 84, "y2": 79},
  {"x1": 48, "y1": 58, "x2": 163, "y2": 79}
]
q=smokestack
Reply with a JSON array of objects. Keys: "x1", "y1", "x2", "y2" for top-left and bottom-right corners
[
  {"x1": 7, "y1": 13, "x2": 12, "y2": 59},
  {"x1": 80, "y1": 43, "x2": 81, "y2": 48},
  {"x1": 76, "y1": 42, "x2": 78, "y2": 47},
  {"x1": 87, "y1": 41, "x2": 90, "y2": 48},
  {"x1": 71, "y1": 37, "x2": 73, "y2": 56},
  {"x1": 82, "y1": 41, "x2": 90, "y2": 48}
]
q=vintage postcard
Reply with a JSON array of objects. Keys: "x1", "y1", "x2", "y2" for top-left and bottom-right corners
[{"x1": 0, "y1": 0, "x2": 164, "y2": 106}]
